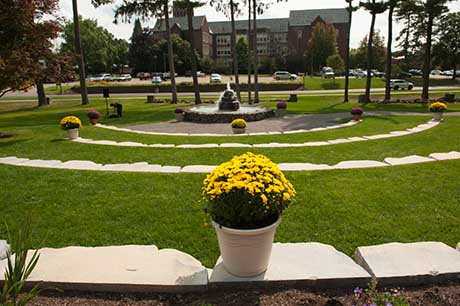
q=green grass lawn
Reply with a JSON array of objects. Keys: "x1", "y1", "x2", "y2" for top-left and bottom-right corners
[
  {"x1": 1, "y1": 93, "x2": 459, "y2": 268},
  {"x1": 0, "y1": 161, "x2": 459, "y2": 268}
]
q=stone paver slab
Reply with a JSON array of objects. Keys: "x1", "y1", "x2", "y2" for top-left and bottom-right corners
[
  {"x1": 0, "y1": 157, "x2": 29, "y2": 165},
  {"x1": 333, "y1": 160, "x2": 389, "y2": 169},
  {"x1": 347, "y1": 137, "x2": 367, "y2": 142},
  {"x1": 384, "y1": 155, "x2": 435, "y2": 166},
  {"x1": 355, "y1": 242, "x2": 460, "y2": 286},
  {"x1": 278, "y1": 163, "x2": 332, "y2": 171},
  {"x1": 56, "y1": 160, "x2": 102, "y2": 170},
  {"x1": 0, "y1": 240, "x2": 9, "y2": 260},
  {"x1": 219, "y1": 143, "x2": 252, "y2": 148},
  {"x1": 158, "y1": 166, "x2": 181, "y2": 173},
  {"x1": 429, "y1": 151, "x2": 460, "y2": 161},
  {"x1": 177, "y1": 144, "x2": 219, "y2": 149},
  {"x1": 363, "y1": 134, "x2": 394, "y2": 140},
  {"x1": 304, "y1": 141, "x2": 329, "y2": 146},
  {"x1": 328, "y1": 139, "x2": 351, "y2": 144},
  {"x1": 181, "y1": 165, "x2": 216, "y2": 173},
  {"x1": 0, "y1": 245, "x2": 208, "y2": 292},
  {"x1": 20, "y1": 159, "x2": 62, "y2": 168},
  {"x1": 210, "y1": 243, "x2": 370, "y2": 287}
]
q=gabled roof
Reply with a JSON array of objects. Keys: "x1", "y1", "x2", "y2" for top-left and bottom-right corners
[
  {"x1": 289, "y1": 8, "x2": 349, "y2": 26},
  {"x1": 208, "y1": 18, "x2": 289, "y2": 34},
  {"x1": 153, "y1": 16, "x2": 206, "y2": 32}
]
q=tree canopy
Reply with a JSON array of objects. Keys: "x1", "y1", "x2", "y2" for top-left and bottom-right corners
[
  {"x1": 351, "y1": 31, "x2": 387, "y2": 71},
  {"x1": 305, "y1": 21, "x2": 339, "y2": 72}
]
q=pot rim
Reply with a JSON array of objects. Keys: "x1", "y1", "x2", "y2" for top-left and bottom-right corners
[{"x1": 212, "y1": 216, "x2": 281, "y2": 236}]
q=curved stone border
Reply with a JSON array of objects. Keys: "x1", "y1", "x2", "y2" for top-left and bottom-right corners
[
  {"x1": 74, "y1": 120, "x2": 439, "y2": 149},
  {"x1": 94, "y1": 119, "x2": 360, "y2": 137},
  {"x1": 0, "y1": 151, "x2": 459, "y2": 173}
]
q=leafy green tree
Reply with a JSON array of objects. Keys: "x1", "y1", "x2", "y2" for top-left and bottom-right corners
[
  {"x1": 156, "y1": 34, "x2": 195, "y2": 75},
  {"x1": 360, "y1": 0, "x2": 387, "y2": 103},
  {"x1": 128, "y1": 19, "x2": 146, "y2": 73},
  {"x1": 112, "y1": 38, "x2": 129, "y2": 71},
  {"x1": 395, "y1": 0, "x2": 421, "y2": 69},
  {"x1": 305, "y1": 21, "x2": 339, "y2": 72},
  {"x1": 327, "y1": 54, "x2": 345, "y2": 71},
  {"x1": 236, "y1": 37, "x2": 249, "y2": 72},
  {"x1": 353, "y1": 32, "x2": 386, "y2": 71},
  {"x1": 420, "y1": 0, "x2": 452, "y2": 102},
  {"x1": 433, "y1": 12, "x2": 460, "y2": 79}
]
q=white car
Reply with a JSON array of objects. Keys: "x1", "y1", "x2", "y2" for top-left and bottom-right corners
[
  {"x1": 430, "y1": 70, "x2": 443, "y2": 75},
  {"x1": 90, "y1": 73, "x2": 112, "y2": 82},
  {"x1": 320, "y1": 67, "x2": 335, "y2": 79},
  {"x1": 390, "y1": 79, "x2": 414, "y2": 90},
  {"x1": 210, "y1": 73, "x2": 222, "y2": 83},
  {"x1": 118, "y1": 74, "x2": 132, "y2": 81},
  {"x1": 273, "y1": 71, "x2": 297, "y2": 80},
  {"x1": 152, "y1": 76, "x2": 162, "y2": 84}
]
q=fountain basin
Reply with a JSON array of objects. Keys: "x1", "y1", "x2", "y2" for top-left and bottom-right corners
[{"x1": 184, "y1": 106, "x2": 275, "y2": 123}]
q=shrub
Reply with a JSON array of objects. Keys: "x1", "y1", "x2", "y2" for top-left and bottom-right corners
[
  {"x1": 429, "y1": 102, "x2": 447, "y2": 112},
  {"x1": 87, "y1": 110, "x2": 100, "y2": 119},
  {"x1": 60, "y1": 116, "x2": 82, "y2": 130},
  {"x1": 277, "y1": 102, "x2": 287, "y2": 109},
  {"x1": 202, "y1": 152, "x2": 296, "y2": 229},
  {"x1": 231, "y1": 119, "x2": 247, "y2": 129},
  {"x1": 351, "y1": 107, "x2": 364, "y2": 115},
  {"x1": 175, "y1": 108, "x2": 185, "y2": 114}
]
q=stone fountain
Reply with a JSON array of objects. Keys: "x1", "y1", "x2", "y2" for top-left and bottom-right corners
[{"x1": 183, "y1": 84, "x2": 275, "y2": 123}]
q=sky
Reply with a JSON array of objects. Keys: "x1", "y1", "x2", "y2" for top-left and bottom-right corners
[{"x1": 58, "y1": 0, "x2": 460, "y2": 48}]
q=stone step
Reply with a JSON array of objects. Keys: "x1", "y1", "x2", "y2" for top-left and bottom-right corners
[{"x1": 355, "y1": 242, "x2": 460, "y2": 286}]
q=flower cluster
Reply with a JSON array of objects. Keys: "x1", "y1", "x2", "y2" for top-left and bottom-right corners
[
  {"x1": 202, "y1": 152, "x2": 296, "y2": 229},
  {"x1": 231, "y1": 119, "x2": 247, "y2": 129},
  {"x1": 351, "y1": 107, "x2": 364, "y2": 115},
  {"x1": 175, "y1": 108, "x2": 185, "y2": 114},
  {"x1": 428, "y1": 102, "x2": 447, "y2": 113},
  {"x1": 60, "y1": 116, "x2": 82, "y2": 130},
  {"x1": 277, "y1": 102, "x2": 287, "y2": 109},
  {"x1": 87, "y1": 110, "x2": 100, "y2": 119},
  {"x1": 353, "y1": 282, "x2": 409, "y2": 306}
]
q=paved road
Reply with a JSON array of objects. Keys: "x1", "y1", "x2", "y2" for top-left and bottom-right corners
[{"x1": 1, "y1": 86, "x2": 459, "y2": 102}]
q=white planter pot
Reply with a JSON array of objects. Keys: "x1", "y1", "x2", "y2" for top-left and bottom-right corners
[
  {"x1": 212, "y1": 217, "x2": 281, "y2": 277},
  {"x1": 175, "y1": 113, "x2": 185, "y2": 122},
  {"x1": 276, "y1": 109, "x2": 286, "y2": 117},
  {"x1": 67, "y1": 128, "x2": 79, "y2": 140},
  {"x1": 232, "y1": 127, "x2": 246, "y2": 134},
  {"x1": 433, "y1": 112, "x2": 443, "y2": 121}
]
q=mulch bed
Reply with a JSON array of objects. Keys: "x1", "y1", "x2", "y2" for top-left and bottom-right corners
[{"x1": 29, "y1": 282, "x2": 460, "y2": 306}]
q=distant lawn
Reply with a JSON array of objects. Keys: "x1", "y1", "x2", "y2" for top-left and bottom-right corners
[
  {"x1": 304, "y1": 77, "x2": 386, "y2": 90},
  {"x1": 0, "y1": 161, "x2": 459, "y2": 268}
]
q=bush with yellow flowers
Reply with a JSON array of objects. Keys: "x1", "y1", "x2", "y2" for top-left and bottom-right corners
[
  {"x1": 202, "y1": 152, "x2": 296, "y2": 229},
  {"x1": 429, "y1": 102, "x2": 447, "y2": 112},
  {"x1": 60, "y1": 116, "x2": 82, "y2": 130},
  {"x1": 231, "y1": 118, "x2": 247, "y2": 129}
]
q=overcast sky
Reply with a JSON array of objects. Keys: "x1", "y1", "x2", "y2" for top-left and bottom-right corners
[{"x1": 58, "y1": 0, "x2": 460, "y2": 48}]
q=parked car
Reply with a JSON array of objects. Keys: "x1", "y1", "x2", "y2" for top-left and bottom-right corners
[
  {"x1": 390, "y1": 79, "x2": 414, "y2": 90},
  {"x1": 162, "y1": 72, "x2": 177, "y2": 80},
  {"x1": 350, "y1": 69, "x2": 366, "y2": 78},
  {"x1": 430, "y1": 70, "x2": 443, "y2": 75},
  {"x1": 371, "y1": 70, "x2": 384, "y2": 78},
  {"x1": 210, "y1": 73, "x2": 222, "y2": 83},
  {"x1": 398, "y1": 71, "x2": 412, "y2": 78},
  {"x1": 112, "y1": 74, "x2": 132, "y2": 82},
  {"x1": 273, "y1": 71, "x2": 298, "y2": 80},
  {"x1": 138, "y1": 72, "x2": 151, "y2": 80},
  {"x1": 152, "y1": 76, "x2": 162, "y2": 84},
  {"x1": 320, "y1": 67, "x2": 335, "y2": 79},
  {"x1": 408, "y1": 69, "x2": 422, "y2": 76},
  {"x1": 197, "y1": 71, "x2": 206, "y2": 77},
  {"x1": 442, "y1": 70, "x2": 454, "y2": 77},
  {"x1": 90, "y1": 73, "x2": 111, "y2": 82}
]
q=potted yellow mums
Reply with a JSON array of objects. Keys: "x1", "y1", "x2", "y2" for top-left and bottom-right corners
[
  {"x1": 202, "y1": 152, "x2": 296, "y2": 277},
  {"x1": 60, "y1": 116, "x2": 82, "y2": 140}
]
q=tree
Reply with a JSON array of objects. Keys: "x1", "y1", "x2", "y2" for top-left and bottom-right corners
[
  {"x1": 433, "y1": 12, "x2": 460, "y2": 79},
  {"x1": 360, "y1": 0, "x2": 387, "y2": 103},
  {"x1": 384, "y1": 0, "x2": 400, "y2": 102},
  {"x1": 420, "y1": 0, "x2": 451, "y2": 102},
  {"x1": 395, "y1": 0, "x2": 421, "y2": 69},
  {"x1": 174, "y1": 0, "x2": 205, "y2": 105},
  {"x1": 94, "y1": 0, "x2": 179, "y2": 104},
  {"x1": 353, "y1": 32, "x2": 386, "y2": 70},
  {"x1": 129, "y1": 19, "x2": 146, "y2": 73},
  {"x1": 306, "y1": 21, "x2": 339, "y2": 72},
  {"x1": 0, "y1": 0, "x2": 60, "y2": 106},
  {"x1": 236, "y1": 37, "x2": 249, "y2": 72},
  {"x1": 344, "y1": 0, "x2": 359, "y2": 102},
  {"x1": 72, "y1": 0, "x2": 89, "y2": 105},
  {"x1": 327, "y1": 54, "x2": 345, "y2": 71},
  {"x1": 156, "y1": 34, "x2": 194, "y2": 75},
  {"x1": 210, "y1": 0, "x2": 242, "y2": 101}
]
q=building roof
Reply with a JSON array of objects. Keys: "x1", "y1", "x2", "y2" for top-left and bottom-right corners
[
  {"x1": 153, "y1": 16, "x2": 206, "y2": 32},
  {"x1": 289, "y1": 8, "x2": 349, "y2": 26},
  {"x1": 208, "y1": 18, "x2": 289, "y2": 34}
]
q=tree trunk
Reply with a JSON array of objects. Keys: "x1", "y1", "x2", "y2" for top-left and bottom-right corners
[
  {"x1": 252, "y1": 0, "x2": 259, "y2": 103},
  {"x1": 404, "y1": 14, "x2": 411, "y2": 67},
  {"x1": 164, "y1": 3, "x2": 178, "y2": 104},
  {"x1": 187, "y1": 6, "x2": 201, "y2": 104},
  {"x1": 247, "y1": 0, "x2": 252, "y2": 104},
  {"x1": 385, "y1": 6, "x2": 394, "y2": 102},
  {"x1": 344, "y1": 3, "x2": 352, "y2": 103},
  {"x1": 72, "y1": 0, "x2": 89, "y2": 105},
  {"x1": 230, "y1": 0, "x2": 241, "y2": 101},
  {"x1": 364, "y1": 13, "x2": 376, "y2": 103},
  {"x1": 452, "y1": 63, "x2": 457, "y2": 80},
  {"x1": 422, "y1": 14, "x2": 433, "y2": 103},
  {"x1": 36, "y1": 81, "x2": 47, "y2": 107}
]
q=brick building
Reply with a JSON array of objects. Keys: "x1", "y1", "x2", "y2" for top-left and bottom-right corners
[{"x1": 152, "y1": 6, "x2": 349, "y2": 69}]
